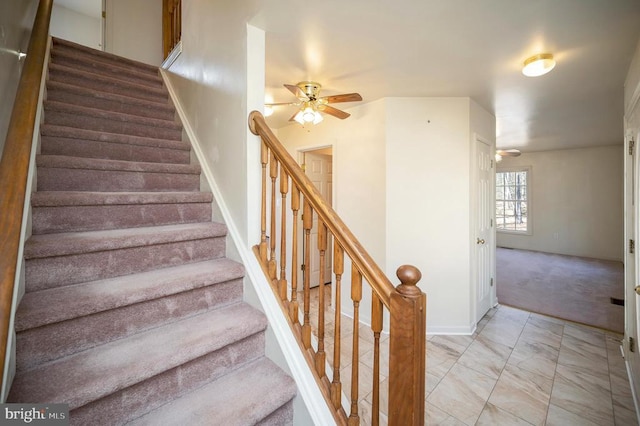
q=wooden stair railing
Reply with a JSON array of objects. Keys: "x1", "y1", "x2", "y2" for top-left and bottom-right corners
[
  {"x1": 162, "y1": 0, "x2": 181, "y2": 59},
  {"x1": 249, "y1": 111, "x2": 426, "y2": 425},
  {"x1": 0, "y1": 0, "x2": 53, "y2": 390}
]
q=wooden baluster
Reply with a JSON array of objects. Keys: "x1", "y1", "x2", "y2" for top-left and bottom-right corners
[
  {"x1": 315, "y1": 221, "x2": 327, "y2": 377},
  {"x1": 289, "y1": 185, "x2": 300, "y2": 323},
  {"x1": 371, "y1": 293, "x2": 383, "y2": 426},
  {"x1": 259, "y1": 140, "x2": 268, "y2": 263},
  {"x1": 389, "y1": 265, "x2": 426, "y2": 426},
  {"x1": 348, "y1": 267, "x2": 362, "y2": 426},
  {"x1": 175, "y1": 0, "x2": 181, "y2": 44},
  {"x1": 331, "y1": 243, "x2": 344, "y2": 409},
  {"x1": 278, "y1": 170, "x2": 289, "y2": 301},
  {"x1": 302, "y1": 198, "x2": 313, "y2": 349},
  {"x1": 268, "y1": 151, "x2": 278, "y2": 279}
]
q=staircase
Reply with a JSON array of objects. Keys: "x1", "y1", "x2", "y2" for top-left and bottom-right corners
[{"x1": 7, "y1": 38, "x2": 296, "y2": 425}]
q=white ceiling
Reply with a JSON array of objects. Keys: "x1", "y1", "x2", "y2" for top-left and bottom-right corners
[
  {"x1": 53, "y1": 0, "x2": 101, "y2": 18},
  {"x1": 253, "y1": 0, "x2": 640, "y2": 152}
]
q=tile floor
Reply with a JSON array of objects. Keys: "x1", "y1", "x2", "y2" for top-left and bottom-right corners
[{"x1": 309, "y1": 288, "x2": 638, "y2": 425}]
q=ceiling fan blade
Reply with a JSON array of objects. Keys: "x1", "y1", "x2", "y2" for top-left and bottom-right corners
[
  {"x1": 265, "y1": 102, "x2": 299, "y2": 106},
  {"x1": 288, "y1": 111, "x2": 299, "y2": 122},
  {"x1": 497, "y1": 149, "x2": 521, "y2": 157},
  {"x1": 320, "y1": 93, "x2": 363, "y2": 104},
  {"x1": 318, "y1": 104, "x2": 350, "y2": 119},
  {"x1": 284, "y1": 84, "x2": 307, "y2": 99}
]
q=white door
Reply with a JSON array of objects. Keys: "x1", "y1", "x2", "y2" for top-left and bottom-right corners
[
  {"x1": 475, "y1": 139, "x2": 493, "y2": 322},
  {"x1": 304, "y1": 151, "x2": 333, "y2": 288}
]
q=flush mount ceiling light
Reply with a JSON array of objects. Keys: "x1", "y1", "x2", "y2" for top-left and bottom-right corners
[
  {"x1": 522, "y1": 53, "x2": 556, "y2": 77},
  {"x1": 495, "y1": 149, "x2": 522, "y2": 162}
]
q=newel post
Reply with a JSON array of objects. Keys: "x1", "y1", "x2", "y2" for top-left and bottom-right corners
[{"x1": 389, "y1": 265, "x2": 426, "y2": 425}]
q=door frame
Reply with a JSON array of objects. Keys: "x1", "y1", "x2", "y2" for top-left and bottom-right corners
[
  {"x1": 624, "y1": 55, "x2": 640, "y2": 417},
  {"x1": 296, "y1": 143, "x2": 336, "y2": 303},
  {"x1": 624, "y1": 124, "x2": 640, "y2": 417}
]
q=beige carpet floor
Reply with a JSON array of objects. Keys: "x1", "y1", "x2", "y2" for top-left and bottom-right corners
[{"x1": 496, "y1": 247, "x2": 624, "y2": 333}]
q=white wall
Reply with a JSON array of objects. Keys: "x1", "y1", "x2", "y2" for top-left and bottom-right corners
[
  {"x1": 105, "y1": 0, "x2": 162, "y2": 65},
  {"x1": 0, "y1": 0, "x2": 38, "y2": 158},
  {"x1": 50, "y1": 4, "x2": 101, "y2": 49},
  {"x1": 496, "y1": 146, "x2": 624, "y2": 261},
  {"x1": 164, "y1": 0, "x2": 263, "y2": 245},
  {"x1": 386, "y1": 97, "x2": 475, "y2": 333}
]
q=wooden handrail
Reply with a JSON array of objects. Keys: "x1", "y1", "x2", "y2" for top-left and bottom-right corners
[
  {"x1": 249, "y1": 111, "x2": 394, "y2": 308},
  {"x1": 249, "y1": 110, "x2": 426, "y2": 425},
  {"x1": 0, "y1": 0, "x2": 53, "y2": 388}
]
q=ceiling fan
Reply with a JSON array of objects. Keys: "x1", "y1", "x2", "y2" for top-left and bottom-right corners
[
  {"x1": 495, "y1": 149, "x2": 521, "y2": 162},
  {"x1": 266, "y1": 81, "x2": 362, "y2": 125}
]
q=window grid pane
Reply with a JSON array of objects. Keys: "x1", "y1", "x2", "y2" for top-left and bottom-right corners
[{"x1": 496, "y1": 170, "x2": 528, "y2": 233}]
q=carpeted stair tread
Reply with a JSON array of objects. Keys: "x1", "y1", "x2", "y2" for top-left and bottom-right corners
[
  {"x1": 68, "y1": 333, "x2": 267, "y2": 425},
  {"x1": 8, "y1": 303, "x2": 268, "y2": 410},
  {"x1": 46, "y1": 80, "x2": 175, "y2": 121},
  {"x1": 44, "y1": 101, "x2": 183, "y2": 141},
  {"x1": 50, "y1": 48, "x2": 164, "y2": 88},
  {"x1": 48, "y1": 62, "x2": 165, "y2": 96},
  {"x1": 36, "y1": 155, "x2": 200, "y2": 174},
  {"x1": 16, "y1": 258, "x2": 244, "y2": 332},
  {"x1": 128, "y1": 358, "x2": 296, "y2": 426},
  {"x1": 31, "y1": 191, "x2": 212, "y2": 207},
  {"x1": 24, "y1": 222, "x2": 226, "y2": 260},
  {"x1": 31, "y1": 191, "x2": 212, "y2": 234},
  {"x1": 48, "y1": 63, "x2": 168, "y2": 104},
  {"x1": 41, "y1": 124, "x2": 190, "y2": 150},
  {"x1": 45, "y1": 100, "x2": 181, "y2": 131},
  {"x1": 52, "y1": 37, "x2": 159, "y2": 75},
  {"x1": 40, "y1": 135, "x2": 190, "y2": 165}
]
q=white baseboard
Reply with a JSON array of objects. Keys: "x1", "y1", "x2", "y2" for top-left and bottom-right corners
[{"x1": 427, "y1": 324, "x2": 476, "y2": 335}]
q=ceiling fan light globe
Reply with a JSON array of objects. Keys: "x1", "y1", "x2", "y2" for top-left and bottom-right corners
[
  {"x1": 302, "y1": 108, "x2": 316, "y2": 123},
  {"x1": 313, "y1": 112, "x2": 324, "y2": 124},
  {"x1": 293, "y1": 110, "x2": 305, "y2": 125}
]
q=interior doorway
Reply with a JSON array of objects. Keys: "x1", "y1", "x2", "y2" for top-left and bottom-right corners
[{"x1": 298, "y1": 146, "x2": 333, "y2": 289}]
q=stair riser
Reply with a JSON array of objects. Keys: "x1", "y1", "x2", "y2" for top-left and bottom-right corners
[
  {"x1": 25, "y1": 237, "x2": 226, "y2": 291},
  {"x1": 33, "y1": 203, "x2": 212, "y2": 234},
  {"x1": 257, "y1": 401, "x2": 295, "y2": 426},
  {"x1": 47, "y1": 88, "x2": 176, "y2": 121},
  {"x1": 52, "y1": 43, "x2": 159, "y2": 77},
  {"x1": 37, "y1": 168, "x2": 200, "y2": 192},
  {"x1": 51, "y1": 54, "x2": 163, "y2": 89},
  {"x1": 41, "y1": 136, "x2": 190, "y2": 164},
  {"x1": 16, "y1": 280, "x2": 243, "y2": 371},
  {"x1": 45, "y1": 110, "x2": 182, "y2": 141},
  {"x1": 49, "y1": 69, "x2": 168, "y2": 104},
  {"x1": 69, "y1": 333, "x2": 265, "y2": 425}
]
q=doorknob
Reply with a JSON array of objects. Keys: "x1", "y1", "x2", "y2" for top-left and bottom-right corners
[
  {"x1": 635, "y1": 286, "x2": 640, "y2": 295},
  {"x1": 477, "y1": 238, "x2": 485, "y2": 245}
]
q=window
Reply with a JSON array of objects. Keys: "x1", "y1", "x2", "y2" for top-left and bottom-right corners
[{"x1": 496, "y1": 167, "x2": 531, "y2": 233}]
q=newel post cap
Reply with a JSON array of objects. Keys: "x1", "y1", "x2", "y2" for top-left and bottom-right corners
[{"x1": 395, "y1": 264, "x2": 422, "y2": 296}]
